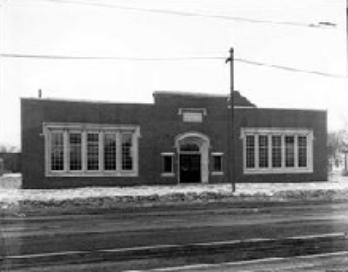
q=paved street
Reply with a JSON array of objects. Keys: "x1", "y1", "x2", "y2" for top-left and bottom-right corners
[
  {"x1": 1, "y1": 201, "x2": 348, "y2": 271},
  {"x1": 136, "y1": 252, "x2": 348, "y2": 272}
]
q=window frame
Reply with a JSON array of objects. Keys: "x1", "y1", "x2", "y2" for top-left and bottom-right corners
[
  {"x1": 240, "y1": 128, "x2": 313, "y2": 174},
  {"x1": 43, "y1": 123, "x2": 140, "y2": 177}
]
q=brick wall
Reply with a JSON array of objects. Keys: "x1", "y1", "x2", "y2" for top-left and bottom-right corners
[{"x1": 21, "y1": 94, "x2": 327, "y2": 189}]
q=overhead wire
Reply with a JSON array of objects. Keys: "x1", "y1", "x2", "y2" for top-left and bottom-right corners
[
  {"x1": 0, "y1": 0, "x2": 343, "y2": 79},
  {"x1": 0, "y1": 53, "x2": 346, "y2": 79},
  {"x1": 19, "y1": 0, "x2": 339, "y2": 30}
]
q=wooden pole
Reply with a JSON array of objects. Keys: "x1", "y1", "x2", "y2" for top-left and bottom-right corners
[{"x1": 226, "y1": 48, "x2": 236, "y2": 192}]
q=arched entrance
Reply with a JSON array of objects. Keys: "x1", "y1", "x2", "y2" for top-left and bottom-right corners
[{"x1": 175, "y1": 132, "x2": 210, "y2": 184}]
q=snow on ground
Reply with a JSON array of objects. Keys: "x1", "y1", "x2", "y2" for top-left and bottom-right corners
[
  {"x1": 0, "y1": 173, "x2": 348, "y2": 204},
  {"x1": 0, "y1": 173, "x2": 21, "y2": 190}
]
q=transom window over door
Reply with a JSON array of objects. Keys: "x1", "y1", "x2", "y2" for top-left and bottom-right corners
[
  {"x1": 241, "y1": 128, "x2": 313, "y2": 174},
  {"x1": 180, "y1": 143, "x2": 200, "y2": 152},
  {"x1": 44, "y1": 123, "x2": 140, "y2": 177}
]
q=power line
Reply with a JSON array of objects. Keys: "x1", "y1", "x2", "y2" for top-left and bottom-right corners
[
  {"x1": 1, "y1": 53, "x2": 346, "y2": 79},
  {"x1": 234, "y1": 58, "x2": 347, "y2": 79},
  {"x1": 23, "y1": 0, "x2": 338, "y2": 30},
  {"x1": 0, "y1": 53, "x2": 223, "y2": 61}
]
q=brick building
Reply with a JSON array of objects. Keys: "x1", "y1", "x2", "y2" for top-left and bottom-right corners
[{"x1": 21, "y1": 91, "x2": 327, "y2": 189}]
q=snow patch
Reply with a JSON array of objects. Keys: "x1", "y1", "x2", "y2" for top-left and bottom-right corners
[{"x1": 1, "y1": 173, "x2": 348, "y2": 214}]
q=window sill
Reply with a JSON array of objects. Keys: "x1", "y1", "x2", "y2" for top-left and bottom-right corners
[
  {"x1": 212, "y1": 171, "x2": 224, "y2": 176},
  {"x1": 243, "y1": 167, "x2": 313, "y2": 175},
  {"x1": 46, "y1": 171, "x2": 138, "y2": 177},
  {"x1": 161, "y1": 173, "x2": 175, "y2": 177}
]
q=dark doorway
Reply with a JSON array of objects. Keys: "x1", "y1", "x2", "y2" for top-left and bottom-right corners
[{"x1": 179, "y1": 154, "x2": 201, "y2": 183}]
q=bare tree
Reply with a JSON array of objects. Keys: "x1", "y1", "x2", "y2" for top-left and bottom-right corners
[
  {"x1": 0, "y1": 144, "x2": 20, "y2": 153},
  {"x1": 327, "y1": 130, "x2": 348, "y2": 170}
]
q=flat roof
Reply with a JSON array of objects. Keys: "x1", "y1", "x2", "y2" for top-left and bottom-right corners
[
  {"x1": 21, "y1": 97, "x2": 153, "y2": 105},
  {"x1": 235, "y1": 107, "x2": 327, "y2": 112},
  {"x1": 21, "y1": 96, "x2": 326, "y2": 112},
  {"x1": 153, "y1": 90, "x2": 229, "y2": 98}
]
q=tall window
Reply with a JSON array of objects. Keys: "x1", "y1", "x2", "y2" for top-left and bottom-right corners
[
  {"x1": 258, "y1": 136, "x2": 268, "y2": 168},
  {"x1": 121, "y1": 133, "x2": 133, "y2": 170},
  {"x1": 87, "y1": 133, "x2": 99, "y2": 170},
  {"x1": 285, "y1": 136, "x2": 295, "y2": 167},
  {"x1": 246, "y1": 136, "x2": 255, "y2": 168},
  {"x1": 69, "y1": 133, "x2": 82, "y2": 171},
  {"x1": 161, "y1": 153, "x2": 174, "y2": 175},
  {"x1": 51, "y1": 132, "x2": 64, "y2": 171},
  {"x1": 271, "y1": 136, "x2": 282, "y2": 168},
  {"x1": 212, "y1": 153, "x2": 223, "y2": 173},
  {"x1": 104, "y1": 133, "x2": 117, "y2": 170},
  {"x1": 44, "y1": 124, "x2": 139, "y2": 176},
  {"x1": 241, "y1": 128, "x2": 313, "y2": 174},
  {"x1": 298, "y1": 136, "x2": 307, "y2": 167}
]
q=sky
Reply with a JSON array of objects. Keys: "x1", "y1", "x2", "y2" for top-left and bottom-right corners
[{"x1": 0, "y1": 0, "x2": 346, "y2": 149}]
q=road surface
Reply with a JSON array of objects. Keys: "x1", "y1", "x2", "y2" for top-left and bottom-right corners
[{"x1": 1, "y1": 201, "x2": 348, "y2": 271}]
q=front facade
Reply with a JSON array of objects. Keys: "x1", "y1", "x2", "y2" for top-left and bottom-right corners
[{"x1": 21, "y1": 91, "x2": 327, "y2": 189}]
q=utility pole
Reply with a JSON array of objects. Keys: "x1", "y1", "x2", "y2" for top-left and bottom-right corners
[{"x1": 226, "y1": 48, "x2": 236, "y2": 193}]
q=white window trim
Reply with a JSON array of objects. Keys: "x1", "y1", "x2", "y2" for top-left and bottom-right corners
[
  {"x1": 43, "y1": 123, "x2": 140, "y2": 177},
  {"x1": 211, "y1": 152, "x2": 224, "y2": 175},
  {"x1": 178, "y1": 108, "x2": 207, "y2": 116},
  {"x1": 178, "y1": 108, "x2": 207, "y2": 123},
  {"x1": 161, "y1": 152, "x2": 175, "y2": 177},
  {"x1": 240, "y1": 128, "x2": 313, "y2": 175}
]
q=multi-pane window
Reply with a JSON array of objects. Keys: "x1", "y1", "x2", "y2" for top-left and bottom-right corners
[
  {"x1": 69, "y1": 133, "x2": 82, "y2": 171},
  {"x1": 258, "y1": 136, "x2": 268, "y2": 168},
  {"x1": 87, "y1": 133, "x2": 99, "y2": 170},
  {"x1": 271, "y1": 136, "x2": 282, "y2": 168},
  {"x1": 212, "y1": 154, "x2": 223, "y2": 172},
  {"x1": 285, "y1": 136, "x2": 295, "y2": 167},
  {"x1": 44, "y1": 124, "x2": 139, "y2": 176},
  {"x1": 121, "y1": 133, "x2": 133, "y2": 170},
  {"x1": 162, "y1": 154, "x2": 174, "y2": 174},
  {"x1": 51, "y1": 132, "x2": 64, "y2": 171},
  {"x1": 298, "y1": 136, "x2": 307, "y2": 167},
  {"x1": 242, "y1": 128, "x2": 313, "y2": 174},
  {"x1": 104, "y1": 133, "x2": 117, "y2": 170},
  {"x1": 246, "y1": 136, "x2": 255, "y2": 168}
]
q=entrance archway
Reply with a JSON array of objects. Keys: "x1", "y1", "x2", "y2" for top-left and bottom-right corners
[{"x1": 175, "y1": 132, "x2": 210, "y2": 184}]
